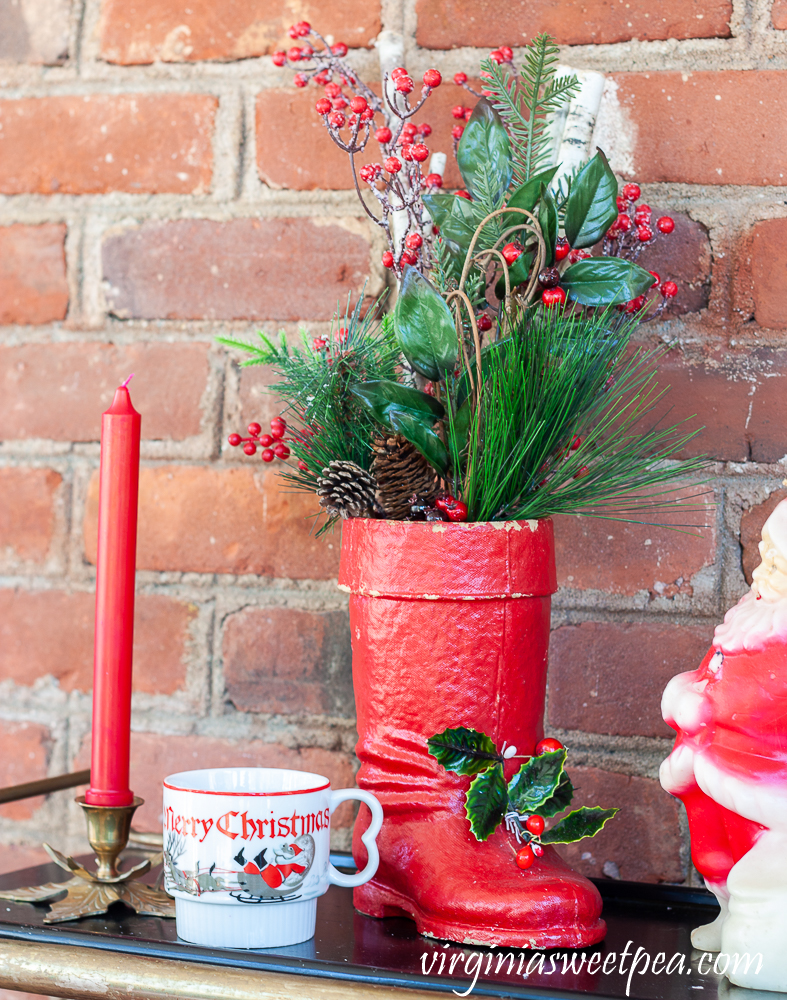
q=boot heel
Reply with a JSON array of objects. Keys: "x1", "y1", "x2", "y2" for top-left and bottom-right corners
[{"x1": 353, "y1": 880, "x2": 413, "y2": 920}]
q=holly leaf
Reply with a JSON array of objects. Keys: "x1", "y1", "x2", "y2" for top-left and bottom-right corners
[
  {"x1": 457, "y1": 99, "x2": 513, "y2": 207},
  {"x1": 507, "y1": 748, "x2": 567, "y2": 814},
  {"x1": 540, "y1": 806, "x2": 619, "y2": 844},
  {"x1": 388, "y1": 410, "x2": 449, "y2": 476},
  {"x1": 506, "y1": 165, "x2": 559, "y2": 217},
  {"x1": 351, "y1": 380, "x2": 445, "y2": 425},
  {"x1": 465, "y1": 764, "x2": 508, "y2": 841},
  {"x1": 563, "y1": 149, "x2": 618, "y2": 249},
  {"x1": 561, "y1": 257, "x2": 655, "y2": 306},
  {"x1": 427, "y1": 726, "x2": 501, "y2": 776},
  {"x1": 394, "y1": 267, "x2": 459, "y2": 381},
  {"x1": 538, "y1": 183, "x2": 558, "y2": 267},
  {"x1": 539, "y1": 772, "x2": 574, "y2": 818}
]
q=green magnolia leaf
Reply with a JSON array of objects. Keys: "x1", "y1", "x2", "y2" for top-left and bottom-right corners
[
  {"x1": 422, "y1": 190, "x2": 454, "y2": 228},
  {"x1": 539, "y1": 772, "x2": 574, "y2": 818},
  {"x1": 507, "y1": 165, "x2": 560, "y2": 217},
  {"x1": 507, "y1": 748, "x2": 567, "y2": 814},
  {"x1": 440, "y1": 194, "x2": 478, "y2": 252},
  {"x1": 427, "y1": 726, "x2": 501, "y2": 776},
  {"x1": 538, "y1": 183, "x2": 558, "y2": 267},
  {"x1": 465, "y1": 764, "x2": 508, "y2": 841},
  {"x1": 563, "y1": 150, "x2": 618, "y2": 249},
  {"x1": 540, "y1": 806, "x2": 619, "y2": 844},
  {"x1": 495, "y1": 250, "x2": 533, "y2": 300},
  {"x1": 388, "y1": 409, "x2": 449, "y2": 476},
  {"x1": 393, "y1": 267, "x2": 459, "y2": 381},
  {"x1": 561, "y1": 257, "x2": 655, "y2": 306},
  {"x1": 351, "y1": 380, "x2": 445, "y2": 426},
  {"x1": 456, "y1": 99, "x2": 513, "y2": 207}
]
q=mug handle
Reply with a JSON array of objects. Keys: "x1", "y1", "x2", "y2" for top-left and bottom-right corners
[{"x1": 327, "y1": 788, "x2": 383, "y2": 889}]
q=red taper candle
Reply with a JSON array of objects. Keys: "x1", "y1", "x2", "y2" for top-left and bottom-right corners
[{"x1": 85, "y1": 376, "x2": 141, "y2": 807}]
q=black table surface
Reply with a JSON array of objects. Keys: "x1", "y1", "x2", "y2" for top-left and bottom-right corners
[{"x1": 0, "y1": 854, "x2": 739, "y2": 1000}]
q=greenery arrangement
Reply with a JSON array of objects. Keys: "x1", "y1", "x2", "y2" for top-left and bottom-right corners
[
  {"x1": 222, "y1": 27, "x2": 706, "y2": 530},
  {"x1": 427, "y1": 729, "x2": 617, "y2": 870}
]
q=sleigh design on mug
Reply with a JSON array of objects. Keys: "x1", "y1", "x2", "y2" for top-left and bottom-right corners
[
  {"x1": 660, "y1": 498, "x2": 787, "y2": 993},
  {"x1": 231, "y1": 835, "x2": 316, "y2": 902},
  {"x1": 164, "y1": 830, "x2": 316, "y2": 901}
]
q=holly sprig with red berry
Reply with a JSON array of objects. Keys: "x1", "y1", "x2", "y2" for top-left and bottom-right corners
[{"x1": 427, "y1": 728, "x2": 618, "y2": 870}]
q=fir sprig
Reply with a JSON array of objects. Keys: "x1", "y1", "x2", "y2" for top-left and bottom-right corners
[
  {"x1": 480, "y1": 37, "x2": 580, "y2": 184},
  {"x1": 219, "y1": 297, "x2": 399, "y2": 531}
]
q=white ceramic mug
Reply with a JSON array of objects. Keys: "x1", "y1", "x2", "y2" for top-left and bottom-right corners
[{"x1": 162, "y1": 767, "x2": 383, "y2": 948}]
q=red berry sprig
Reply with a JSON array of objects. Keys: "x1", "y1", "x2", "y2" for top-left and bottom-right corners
[
  {"x1": 228, "y1": 418, "x2": 291, "y2": 463},
  {"x1": 602, "y1": 182, "x2": 680, "y2": 319},
  {"x1": 274, "y1": 22, "x2": 450, "y2": 279}
]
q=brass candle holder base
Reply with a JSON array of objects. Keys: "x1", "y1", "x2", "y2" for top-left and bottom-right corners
[{"x1": 0, "y1": 796, "x2": 175, "y2": 923}]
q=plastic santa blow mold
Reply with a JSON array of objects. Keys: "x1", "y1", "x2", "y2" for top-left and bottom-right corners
[
  {"x1": 661, "y1": 497, "x2": 787, "y2": 991},
  {"x1": 338, "y1": 518, "x2": 605, "y2": 949}
]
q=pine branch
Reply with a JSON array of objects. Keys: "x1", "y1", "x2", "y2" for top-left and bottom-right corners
[{"x1": 446, "y1": 305, "x2": 709, "y2": 526}]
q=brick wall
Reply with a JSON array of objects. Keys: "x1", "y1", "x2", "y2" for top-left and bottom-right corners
[{"x1": 0, "y1": 0, "x2": 785, "y2": 886}]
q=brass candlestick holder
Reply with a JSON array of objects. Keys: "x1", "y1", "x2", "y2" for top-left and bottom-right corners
[{"x1": 0, "y1": 795, "x2": 175, "y2": 923}]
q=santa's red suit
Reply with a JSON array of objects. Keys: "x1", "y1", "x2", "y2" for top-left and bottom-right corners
[{"x1": 661, "y1": 497, "x2": 787, "y2": 991}]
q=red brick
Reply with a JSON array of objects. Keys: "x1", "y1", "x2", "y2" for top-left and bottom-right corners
[
  {"x1": 0, "y1": 95, "x2": 216, "y2": 195},
  {"x1": 84, "y1": 466, "x2": 341, "y2": 579},
  {"x1": 100, "y1": 0, "x2": 380, "y2": 64},
  {"x1": 417, "y1": 0, "x2": 731, "y2": 47},
  {"x1": 740, "y1": 488, "x2": 787, "y2": 584},
  {"x1": 0, "y1": 0, "x2": 70, "y2": 64},
  {"x1": 549, "y1": 622, "x2": 714, "y2": 738},
  {"x1": 237, "y1": 362, "x2": 285, "y2": 435},
  {"x1": 0, "y1": 590, "x2": 193, "y2": 694},
  {"x1": 0, "y1": 225, "x2": 68, "y2": 325},
  {"x1": 607, "y1": 72, "x2": 787, "y2": 187},
  {"x1": 102, "y1": 219, "x2": 371, "y2": 322},
  {"x1": 223, "y1": 608, "x2": 352, "y2": 716},
  {"x1": 774, "y1": 0, "x2": 787, "y2": 29},
  {"x1": 256, "y1": 84, "x2": 471, "y2": 192},
  {"x1": 750, "y1": 219, "x2": 787, "y2": 329},
  {"x1": 554, "y1": 492, "x2": 715, "y2": 598},
  {"x1": 555, "y1": 767, "x2": 683, "y2": 883},
  {"x1": 0, "y1": 342, "x2": 209, "y2": 441},
  {"x1": 632, "y1": 212, "x2": 711, "y2": 315},
  {"x1": 642, "y1": 347, "x2": 787, "y2": 462},
  {"x1": 0, "y1": 468, "x2": 62, "y2": 569},
  {"x1": 0, "y1": 720, "x2": 50, "y2": 821},
  {"x1": 75, "y1": 732, "x2": 357, "y2": 832}
]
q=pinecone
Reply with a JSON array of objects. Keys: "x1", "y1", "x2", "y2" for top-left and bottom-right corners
[
  {"x1": 371, "y1": 434, "x2": 439, "y2": 520},
  {"x1": 317, "y1": 461, "x2": 377, "y2": 519}
]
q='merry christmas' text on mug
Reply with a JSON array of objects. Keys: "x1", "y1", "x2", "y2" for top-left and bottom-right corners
[{"x1": 162, "y1": 767, "x2": 383, "y2": 948}]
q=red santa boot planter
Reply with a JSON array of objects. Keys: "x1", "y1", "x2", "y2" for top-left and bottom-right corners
[
  {"x1": 661, "y1": 497, "x2": 787, "y2": 991},
  {"x1": 339, "y1": 519, "x2": 604, "y2": 949}
]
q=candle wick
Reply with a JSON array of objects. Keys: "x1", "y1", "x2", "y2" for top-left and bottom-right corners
[{"x1": 121, "y1": 374, "x2": 135, "y2": 388}]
